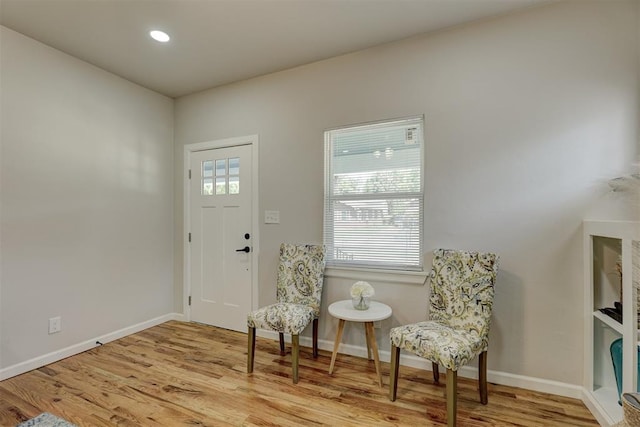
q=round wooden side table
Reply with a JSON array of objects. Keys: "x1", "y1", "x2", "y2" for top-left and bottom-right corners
[{"x1": 327, "y1": 299, "x2": 392, "y2": 387}]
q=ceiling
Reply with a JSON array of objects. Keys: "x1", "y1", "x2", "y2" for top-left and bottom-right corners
[{"x1": 0, "y1": 0, "x2": 551, "y2": 98}]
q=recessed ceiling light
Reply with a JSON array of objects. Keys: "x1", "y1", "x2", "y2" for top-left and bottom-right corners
[{"x1": 150, "y1": 30, "x2": 170, "y2": 43}]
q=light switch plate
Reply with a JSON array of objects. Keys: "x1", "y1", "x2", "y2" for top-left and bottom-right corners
[{"x1": 264, "y1": 210, "x2": 280, "y2": 224}]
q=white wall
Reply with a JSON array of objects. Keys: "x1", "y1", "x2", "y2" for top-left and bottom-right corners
[
  {"x1": 175, "y1": 0, "x2": 639, "y2": 387},
  {"x1": 0, "y1": 26, "x2": 175, "y2": 369}
]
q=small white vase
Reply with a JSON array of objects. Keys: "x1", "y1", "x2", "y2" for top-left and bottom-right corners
[{"x1": 352, "y1": 295, "x2": 371, "y2": 310}]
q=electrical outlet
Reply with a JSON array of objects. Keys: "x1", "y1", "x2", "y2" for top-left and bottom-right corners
[
  {"x1": 374, "y1": 321, "x2": 381, "y2": 329},
  {"x1": 48, "y1": 316, "x2": 61, "y2": 334}
]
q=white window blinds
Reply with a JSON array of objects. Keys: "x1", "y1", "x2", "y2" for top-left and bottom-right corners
[{"x1": 323, "y1": 117, "x2": 424, "y2": 271}]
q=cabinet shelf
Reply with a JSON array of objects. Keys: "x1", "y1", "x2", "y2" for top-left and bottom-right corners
[
  {"x1": 591, "y1": 387, "x2": 623, "y2": 423},
  {"x1": 593, "y1": 310, "x2": 640, "y2": 344},
  {"x1": 583, "y1": 220, "x2": 639, "y2": 426},
  {"x1": 593, "y1": 310, "x2": 623, "y2": 335}
]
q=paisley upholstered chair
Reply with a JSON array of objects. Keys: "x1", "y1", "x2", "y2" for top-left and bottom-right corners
[
  {"x1": 389, "y1": 249, "x2": 499, "y2": 426},
  {"x1": 247, "y1": 243, "x2": 326, "y2": 383}
]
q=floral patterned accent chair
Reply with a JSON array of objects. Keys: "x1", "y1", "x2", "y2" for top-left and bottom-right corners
[
  {"x1": 389, "y1": 249, "x2": 499, "y2": 426},
  {"x1": 247, "y1": 243, "x2": 326, "y2": 383}
]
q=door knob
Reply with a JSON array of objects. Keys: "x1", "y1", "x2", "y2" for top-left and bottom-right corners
[{"x1": 236, "y1": 246, "x2": 251, "y2": 253}]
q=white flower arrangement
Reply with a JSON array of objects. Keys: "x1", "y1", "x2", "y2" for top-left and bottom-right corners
[{"x1": 350, "y1": 281, "x2": 375, "y2": 298}]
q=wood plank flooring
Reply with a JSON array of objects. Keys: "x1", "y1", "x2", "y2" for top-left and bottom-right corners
[{"x1": 0, "y1": 321, "x2": 597, "y2": 426}]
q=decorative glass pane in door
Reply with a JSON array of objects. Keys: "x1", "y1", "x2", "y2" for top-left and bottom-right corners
[
  {"x1": 202, "y1": 160, "x2": 213, "y2": 195},
  {"x1": 215, "y1": 159, "x2": 227, "y2": 194},
  {"x1": 229, "y1": 157, "x2": 240, "y2": 194}
]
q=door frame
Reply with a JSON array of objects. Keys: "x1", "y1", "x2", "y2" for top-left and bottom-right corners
[{"x1": 183, "y1": 135, "x2": 260, "y2": 321}]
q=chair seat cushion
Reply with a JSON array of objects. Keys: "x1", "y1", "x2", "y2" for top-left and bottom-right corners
[
  {"x1": 247, "y1": 303, "x2": 314, "y2": 335},
  {"x1": 390, "y1": 321, "x2": 487, "y2": 370}
]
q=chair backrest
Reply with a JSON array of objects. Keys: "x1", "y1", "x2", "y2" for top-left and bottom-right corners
[
  {"x1": 276, "y1": 243, "x2": 326, "y2": 316},
  {"x1": 428, "y1": 249, "x2": 499, "y2": 341}
]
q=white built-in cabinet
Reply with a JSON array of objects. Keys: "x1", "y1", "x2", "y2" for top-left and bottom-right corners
[{"x1": 583, "y1": 220, "x2": 639, "y2": 426}]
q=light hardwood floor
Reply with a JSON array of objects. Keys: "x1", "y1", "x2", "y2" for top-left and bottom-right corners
[{"x1": 0, "y1": 321, "x2": 597, "y2": 426}]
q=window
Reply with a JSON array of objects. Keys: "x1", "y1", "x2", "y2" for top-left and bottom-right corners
[
  {"x1": 323, "y1": 116, "x2": 424, "y2": 271},
  {"x1": 201, "y1": 157, "x2": 240, "y2": 195}
]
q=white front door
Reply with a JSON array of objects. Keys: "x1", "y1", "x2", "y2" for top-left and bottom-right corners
[{"x1": 189, "y1": 144, "x2": 253, "y2": 332}]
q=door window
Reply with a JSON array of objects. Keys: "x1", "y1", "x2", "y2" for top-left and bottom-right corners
[
  {"x1": 202, "y1": 157, "x2": 241, "y2": 195},
  {"x1": 202, "y1": 160, "x2": 214, "y2": 195}
]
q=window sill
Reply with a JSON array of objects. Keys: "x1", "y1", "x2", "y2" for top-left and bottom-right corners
[{"x1": 324, "y1": 266, "x2": 428, "y2": 286}]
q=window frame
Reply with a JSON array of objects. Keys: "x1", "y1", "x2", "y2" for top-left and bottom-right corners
[{"x1": 323, "y1": 116, "x2": 425, "y2": 272}]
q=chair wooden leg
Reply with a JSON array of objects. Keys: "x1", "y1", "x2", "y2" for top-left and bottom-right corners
[
  {"x1": 247, "y1": 327, "x2": 256, "y2": 374},
  {"x1": 292, "y1": 334, "x2": 299, "y2": 384},
  {"x1": 446, "y1": 369, "x2": 457, "y2": 427},
  {"x1": 389, "y1": 345, "x2": 400, "y2": 401},
  {"x1": 279, "y1": 332, "x2": 285, "y2": 356},
  {"x1": 432, "y1": 362, "x2": 440, "y2": 384},
  {"x1": 312, "y1": 318, "x2": 319, "y2": 358},
  {"x1": 479, "y1": 351, "x2": 488, "y2": 405}
]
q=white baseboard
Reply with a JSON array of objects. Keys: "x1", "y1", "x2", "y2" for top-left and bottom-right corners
[
  {"x1": 256, "y1": 330, "x2": 583, "y2": 400},
  {"x1": 0, "y1": 312, "x2": 183, "y2": 381},
  {"x1": 171, "y1": 312, "x2": 186, "y2": 322}
]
